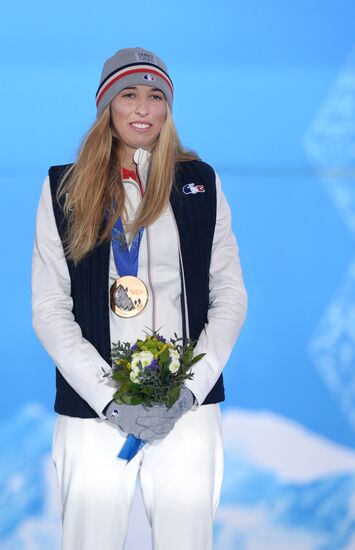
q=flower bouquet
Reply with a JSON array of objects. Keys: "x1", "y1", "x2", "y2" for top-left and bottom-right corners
[{"x1": 105, "y1": 330, "x2": 205, "y2": 462}]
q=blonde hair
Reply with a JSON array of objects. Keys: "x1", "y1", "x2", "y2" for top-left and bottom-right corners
[{"x1": 57, "y1": 105, "x2": 198, "y2": 264}]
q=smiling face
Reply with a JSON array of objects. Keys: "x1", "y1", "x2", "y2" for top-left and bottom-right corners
[{"x1": 110, "y1": 85, "x2": 167, "y2": 163}]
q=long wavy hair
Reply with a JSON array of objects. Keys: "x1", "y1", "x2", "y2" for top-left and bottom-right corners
[{"x1": 57, "y1": 105, "x2": 198, "y2": 264}]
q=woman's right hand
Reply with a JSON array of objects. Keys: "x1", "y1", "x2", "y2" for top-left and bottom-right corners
[{"x1": 105, "y1": 400, "x2": 177, "y2": 442}]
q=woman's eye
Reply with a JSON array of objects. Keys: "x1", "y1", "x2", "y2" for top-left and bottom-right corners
[
  {"x1": 122, "y1": 93, "x2": 135, "y2": 98},
  {"x1": 151, "y1": 94, "x2": 163, "y2": 101}
]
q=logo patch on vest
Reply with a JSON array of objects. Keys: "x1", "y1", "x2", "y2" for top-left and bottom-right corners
[{"x1": 182, "y1": 183, "x2": 205, "y2": 195}]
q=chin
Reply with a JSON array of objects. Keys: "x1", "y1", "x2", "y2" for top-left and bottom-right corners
[{"x1": 132, "y1": 141, "x2": 154, "y2": 150}]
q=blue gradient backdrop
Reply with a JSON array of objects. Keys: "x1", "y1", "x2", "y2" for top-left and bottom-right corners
[{"x1": 1, "y1": 1, "x2": 355, "y2": 548}]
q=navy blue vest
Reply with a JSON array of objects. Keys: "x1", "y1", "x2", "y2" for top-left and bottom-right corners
[{"x1": 49, "y1": 160, "x2": 225, "y2": 418}]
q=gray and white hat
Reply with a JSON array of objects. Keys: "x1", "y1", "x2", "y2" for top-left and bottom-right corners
[{"x1": 96, "y1": 47, "x2": 173, "y2": 117}]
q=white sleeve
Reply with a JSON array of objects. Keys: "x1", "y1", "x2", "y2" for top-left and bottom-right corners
[
  {"x1": 31, "y1": 176, "x2": 116, "y2": 418},
  {"x1": 184, "y1": 171, "x2": 248, "y2": 406}
]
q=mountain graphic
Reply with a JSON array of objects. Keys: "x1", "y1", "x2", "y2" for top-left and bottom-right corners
[{"x1": 215, "y1": 409, "x2": 355, "y2": 550}]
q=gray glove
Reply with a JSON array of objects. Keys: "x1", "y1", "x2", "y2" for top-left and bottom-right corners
[
  {"x1": 105, "y1": 386, "x2": 195, "y2": 443},
  {"x1": 168, "y1": 385, "x2": 195, "y2": 419},
  {"x1": 106, "y1": 400, "x2": 177, "y2": 442}
]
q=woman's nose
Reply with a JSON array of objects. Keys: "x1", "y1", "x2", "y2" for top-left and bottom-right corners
[{"x1": 135, "y1": 99, "x2": 149, "y2": 116}]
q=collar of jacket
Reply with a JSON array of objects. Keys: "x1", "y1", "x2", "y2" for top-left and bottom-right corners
[{"x1": 133, "y1": 148, "x2": 151, "y2": 191}]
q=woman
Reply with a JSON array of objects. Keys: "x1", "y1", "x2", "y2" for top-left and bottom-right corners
[{"x1": 32, "y1": 47, "x2": 247, "y2": 550}]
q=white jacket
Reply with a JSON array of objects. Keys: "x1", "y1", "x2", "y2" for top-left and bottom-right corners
[{"x1": 32, "y1": 149, "x2": 247, "y2": 418}]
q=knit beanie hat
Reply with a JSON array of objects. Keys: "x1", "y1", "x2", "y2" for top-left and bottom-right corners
[{"x1": 96, "y1": 47, "x2": 173, "y2": 117}]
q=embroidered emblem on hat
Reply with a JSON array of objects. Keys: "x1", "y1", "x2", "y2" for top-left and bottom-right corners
[
  {"x1": 143, "y1": 73, "x2": 157, "y2": 81},
  {"x1": 135, "y1": 51, "x2": 156, "y2": 64},
  {"x1": 182, "y1": 183, "x2": 206, "y2": 195}
]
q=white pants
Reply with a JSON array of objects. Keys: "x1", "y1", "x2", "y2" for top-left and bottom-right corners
[{"x1": 52, "y1": 404, "x2": 224, "y2": 550}]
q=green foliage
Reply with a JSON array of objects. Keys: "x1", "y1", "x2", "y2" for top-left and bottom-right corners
[{"x1": 166, "y1": 386, "x2": 180, "y2": 408}]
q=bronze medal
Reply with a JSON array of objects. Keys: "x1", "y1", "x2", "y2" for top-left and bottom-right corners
[{"x1": 110, "y1": 275, "x2": 148, "y2": 318}]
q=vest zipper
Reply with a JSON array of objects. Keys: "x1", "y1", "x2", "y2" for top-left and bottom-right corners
[
  {"x1": 168, "y1": 203, "x2": 190, "y2": 339},
  {"x1": 145, "y1": 227, "x2": 156, "y2": 332}
]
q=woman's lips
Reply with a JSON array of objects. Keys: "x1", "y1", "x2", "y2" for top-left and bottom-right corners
[{"x1": 130, "y1": 122, "x2": 152, "y2": 132}]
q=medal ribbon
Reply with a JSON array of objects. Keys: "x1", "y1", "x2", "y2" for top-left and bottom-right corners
[
  {"x1": 111, "y1": 219, "x2": 148, "y2": 462},
  {"x1": 112, "y1": 218, "x2": 144, "y2": 277}
]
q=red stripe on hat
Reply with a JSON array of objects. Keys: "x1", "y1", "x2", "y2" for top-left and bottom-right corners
[{"x1": 96, "y1": 68, "x2": 173, "y2": 107}]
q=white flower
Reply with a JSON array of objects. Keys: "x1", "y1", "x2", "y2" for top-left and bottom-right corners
[
  {"x1": 168, "y1": 349, "x2": 180, "y2": 374},
  {"x1": 129, "y1": 350, "x2": 155, "y2": 383},
  {"x1": 130, "y1": 367, "x2": 141, "y2": 384},
  {"x1": 131, "y1": 351, "x2": 154, "y2": 370}
]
